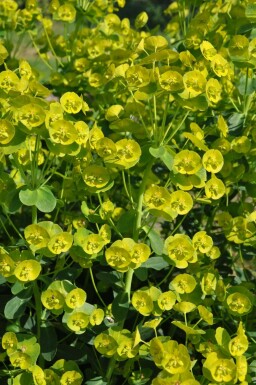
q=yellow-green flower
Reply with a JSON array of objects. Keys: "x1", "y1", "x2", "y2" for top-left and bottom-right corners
[
  {"x1": 0, "y1": 250, "x2": 15, "y2": 277},
  {"x1": 157, "y1": 291, "x2": 176, "y2": 311},
  {"x1": 2, "y1": 332, "x2": 18, "y2": 353},
  {"x1": 60, "y1": 370, "x2": 83, "y2": 385},
  {"x1": 14, "y1": 260, "x2": 41, "y2": 282},
  {"x1": 192, "y1": 231, "x2": 213, "y2": 253},
  {"x1": 174, "y1": 150, "x2": 202, "y2": 175},
  {"x1": 183, "y1": 70, "x2": 206, "y2": 97},
  {"x1": 48, "y1": 232, "x2": 73, "y2": 254},
  {"x1": 205, "y1": 176, "x2": 226, "y2": 200},
  {"x1": 0, "y1": 119, "x2": 15, "y2": 144},
  {"x1": 90, "y1": 308, "x2": 104, "y2": 326},
  {"x1": 18, "y1": 103, "x2": 45, "y2": 129},
  {"x1": 41, "y1": 289, "x2": 65, "y2": 310},
  {"x1": 49, "y1": 120, "x2": 78, "y2": 145},
  {"x1": 132, "y1": 290, "x2": 153, "y2": 316},
  {"x1": 66, "y1": 312, "x2": 90, "y2": 332},
  {"x1": 171, "y1": 274, "x2": 197, "y2": 294},
  {"x1": 9, "y1": 352, "x2": 31, "y2": 369},
  {"x1": 164, "y1": 234, "x2": 196, "y2": 268},
  {"x1": 169, "y1": 190, "x2": 193, "y2": 215},
  {"x1": 159, "y1": 70, "x2": 184, "y2": 92},
  {"x1": 226, "y1": 292, "x2": 252, "y2": 316},
  {"x1": 65, "y1": 288, "x2": 87, "y2": 309},
  {"x1": 83, "y1": 165, "x2": 110, "y2": 188},
  {"x1": 60, "y1": 92, "x2": 83, "y2": 114},
  {"x1": 105, "y1": 245, "x2": 131, "y2": 272},
  {"x1": 82, "y1": 234, "x2": 105, "y2": 254},
  {"x1": 162, "y1": 341, "x2": 190, "y2": 374},
  {"x1": 202, "y1": 149, "x2": 224, "y2": 173},
  {"x1": 144, "y1": 185, "x2": 171, "y2": 210},
  {"x1": 94, "y1": 333, "x2": 118, "y2": 357},
  {"x1": 57, "y1": 3, "x2": 76, "y2": 22}
]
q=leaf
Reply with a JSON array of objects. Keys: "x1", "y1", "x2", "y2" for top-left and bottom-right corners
[
  {"x1": 149, "y1": 145, "x2": 175, "y2": 171},
  {"x1": 172, "y1": 320, "x2": 205, "y2": 335},
  {"x1": 143, "y1": 226, "x2": 164, "y2": 255},
  {"x1": 19, "y1": 186, "x2": 56, "y2": 212},
  {"x1": 134, "y1": 267, "x2": 148, "y2": 281},
  {"x1": 183, "y1": 132, "x2": 209, "y2": 151},
  {"x1": 4, "y1": 295, "x2": 31, "y2": 319},
  {"x1": 141, "y1": 256, "x2": 169, "y2": 270},
  {"x1": 40, "y1": 323, "x2": 57, "y2": 361},
  {"x1": 112, "y1": 292, "x2": 129, "y2": 322},
  {"x1": 12, "y1": 373, "x2": 34, "y2": 385},
  {"x1": 85, "y1": 377, "x2": 107, "y2": 385},
  {"x1": 36, "y1": 186, "x2": 57, "y2": 212},
  {"x1": 19, "y1": 188, "x2": 38, "y2": 206}
]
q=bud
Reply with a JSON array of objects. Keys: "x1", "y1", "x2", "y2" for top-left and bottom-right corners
[{"x1": 135, "y1": 12, "x2": 148, "y2": 29}]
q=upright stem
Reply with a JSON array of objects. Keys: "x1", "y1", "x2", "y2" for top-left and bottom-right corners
[
  {"x1": 33, "y1": 281, "x2": 44, "y2": 367},
  {"x1": 32, "y1": 205, "x2": 37, "y2": 224}
]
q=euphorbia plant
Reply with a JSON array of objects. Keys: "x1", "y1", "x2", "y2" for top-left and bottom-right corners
[{"x1": 0, "y1": 0, "x2": 256, "y2": 384}]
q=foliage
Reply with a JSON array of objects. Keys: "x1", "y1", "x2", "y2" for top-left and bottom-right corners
[{"x1": 0, "y1": 0, "x2": 256, "y2": 385}]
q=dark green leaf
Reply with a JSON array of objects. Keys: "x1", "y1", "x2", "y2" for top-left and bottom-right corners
[
  {"x1": 141, "y1": 256, "x2": 169, "y2": 270},
  {"x1": 112, "y1": 292, "x2": 129, "y2": 322}
]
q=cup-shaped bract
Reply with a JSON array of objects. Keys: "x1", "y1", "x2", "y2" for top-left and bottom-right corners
[
  {"x1": 66, "y1": 312, "x2": 90, "y2": 332},
  {"x1": 228, "y1": 322, "x2": 248, "y2": 357},
  {"x1": 206, "y1": 78, "x2": 222, "y2": 104},
  {"x1": 159, "y1": 70, "x2": 184, "y2": 92},
  {"x1": 9, "y1": 351, "x2": 32, "y2": 369},
  {"x1": 202, "y1": 149, "x2": 224, "y2": 173},
  {"x1": 171, "y1": 274, "x2": 197, "y2": 294},
  {"x1": 211, "y1": 54, "x2": 230, "y2": 77},
  {"x1": 132, "y1": 290, "x2": 154, "y2": 316},
  {"x1": 24, "y1": 224, "x2": 50, "y2": 250},
  {"x1": 0, "y1": 249, "x2": 15, "y2": 277},
  {"x1": 60, "y1": 92, "x2": 83, "y2": 114},
  {"x1": 131, "y1": 243, "x2": 151, "y2": 267},
  {"x1": 2, "y1": 332, "x2": 18, "y2": 353},
  {"x1": 65, "y1": 288, "x2": 87, "y2": 309},
  {"x1": 173, "y1": 150, "x2": 202, "y2": 175},
  {"x1": 89, "y1": 308, "x2": 104, "y2": 326},
  {"x1": 117, "y1": 336, "x2": 139, "y2": 359},
  {"x1": 99, "y1": 224, "x2": 111, "y2": 245},
  {"x1": 162, "y1": 341, "x2": 190, "y2": 374},
  {"x1": 0, "y1": 119, "x2": 15, "y2": 144},
  {"x1": 226, "y1": 292, "x2": 252, "y2": 316},
  {"x1": 48, "y1": 232, "x2": 73, "y2": 254},
  {"x1": 82, "y1": 234, "x2": 105, "y2": 254},
  {"x1": 95, "y1": 137, "x2": 117, "y2": 159},
  {"x1": 32, "y1": 365, "x2": 46, "y2": 385},
  {"x1": 169, "y1": 190, "x2": 193, "y2": 215},
  {"x1": 60, "y1": 370, "x2": 83, "y2": 385},
  {"x1": 57, "y1": 3, "x2": 76, "y2": 22},
  {"x1": 74, "y1": 121, "x2": 89, "y2": 145},
  {"x1": 82, "y1": 165, "x2": 110, "y2": 188},
  {"x1": 200, "y1": 272, "x2": 217, "y2": 295},
  {"x1": 114, "y1": 139, "x2": 142, "y2": 168},
  {"x1": 164, "y1": 234, "x2": 196, "y2": 268},
  {"x1": 236, "y1": 355, "x2": 248, "y2": 382},
  {"x1": 144, "y1": 185, "x2": 171, "y2": 210},
  {"x1": 94, "y1": 333, "x2": 118, "y2": 357},
  {"x1": 14, "y1": 260, "x2": 41, "y2": 282},
  {"x1": 49, "y1": 120, "x2": 78, "y2": 145},
  {"x1": 192, "y1": 231, "x2": 213, "y2": 253},
  {"x1": 205, "y1": 175, "x2": 226, "y2": 200},
  {"x1": 0, "y1": 70, "x2": 19, "y2": 92},
  {"x1": 105, "y1": 245, "x2": 131, "y2": 272},
  {"x1": 41, "y1": 289, "x2": 65, "y2": 310},
  {"x1": 200, "y1": 40, "x2": 217, "y2": 61},
  {"x1": 183, "y1": 70, "x2": 206, "y2": 97},
  {"x1": 203, "y1": 352, "x2": 236, "y2": 383},
  {"x1": 157, "y1": 291, "x2": 176, "y2": 311},
  {"x1": 18, "y1": 103, "x2": 45, "y2": 130}
]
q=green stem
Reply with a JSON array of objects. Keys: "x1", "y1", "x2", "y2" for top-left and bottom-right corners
[
  {"x1": 33, "y1": 281, "x2": 44, "y2": 368},
  {"x1": 32, "y1": 205, "x2": 37, "y2": 224},
  {"x1": 89, "y1": 267, "x2": 107, "y2": 307}
]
